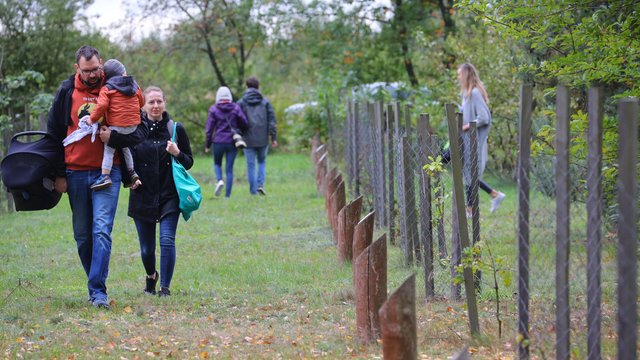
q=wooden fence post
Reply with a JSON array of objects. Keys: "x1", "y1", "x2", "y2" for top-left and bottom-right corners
[
  {"x1": 468, "y1": 122, "x2": 481, "y2": 291},
  {"x1": 586, "y1": 86, "x2": 603, "y2": 360},
  {"x1": 555, "y1": 85, "x2": 571, "y2": 360},
  {"x1": 373, "y1": 101, "x2": 387, "y2": 228},
  {"x1": 517, "y1": 84, "x2": 534, "y2": 360},
  {"x1": 445, "y1": 104, "x2": 480, "y2": 335},
  {"x1": 386, "y1": 104, "x2": 396, "y2": 245},
  {"x1": 353, "y1": 211, "x2": 375, "y2": 281},
  {"x1": 417, "y1": 114, "x2": 435, "y2": 298},
  {"x1": 616, "y1": 97, "x2": 638, "y2": 360}
]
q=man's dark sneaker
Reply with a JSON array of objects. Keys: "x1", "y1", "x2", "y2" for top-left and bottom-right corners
[
  {"x1": 158, "y1": 287, "x2": 171, "y2": 297},
  {"x1": 90, "y1": 174, "x2": 112, "y2": 190},
  {"x1": 145, "y1": 271, "x2": 158, "y2": 295},
  {"x1": 124, "y1": 170, "x2": 141, "y2": 188},
  {"x1": 92, "y1": 298, "x2": 110, "y2": 310},
  {"x1": 257, "y1": 187, "x2": 266, "y2": 196}
]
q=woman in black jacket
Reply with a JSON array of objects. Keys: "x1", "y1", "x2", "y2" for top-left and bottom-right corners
[{"x1": 128, "y1": 86, "x2": 193, "y2": 297}]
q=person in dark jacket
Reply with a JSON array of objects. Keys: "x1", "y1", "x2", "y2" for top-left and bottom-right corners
[
  {"x1": 237, "y1": 76, "x2": 277, "y2": 195},
  {"x1": 205, "y1": 86, "x2": 248, "y2": 197},
  {"x1": 46, "y1": 45, "x2": 149, "y2": 310},
  {"x1": 127, "y1": 86, "x2": 193, "y2": 297}
]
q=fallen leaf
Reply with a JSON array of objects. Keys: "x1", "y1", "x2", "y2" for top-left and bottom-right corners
[
  {"x1": 200, "y1": 351, "x2": 209, "y2": 359},
  {"x1": 16, "y1": 337, "x2": 24, "y2": 343},
  {"x1": 123, "y1": 306, "x2": 133, "y2": 314}
]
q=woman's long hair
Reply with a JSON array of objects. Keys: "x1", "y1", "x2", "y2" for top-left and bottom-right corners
[{"x1": 458, "y1": 63, "x2": 489, "y2": 104}]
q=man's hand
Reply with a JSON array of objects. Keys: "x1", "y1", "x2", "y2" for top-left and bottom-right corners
[
  {"x1": 204, "y1": 147, "x2": 210, "y2": 153},
  {"x1": 271, "y1": 140, "x2": 278, "y2": 149},
  {"x1": 99, "y1": 126, "x2": 111, "y2": 143},
  {"x1": 54, "y1": 177, "x2": 67, "y2": 193}
]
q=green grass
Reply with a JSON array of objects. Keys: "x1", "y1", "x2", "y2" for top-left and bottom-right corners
[{"x1": 0, "y1": 153, "x2": 620, "y2": 358}]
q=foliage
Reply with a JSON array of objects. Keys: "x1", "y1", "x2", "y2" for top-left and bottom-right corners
[
  {"x1": 147, "y1": 0, "x2": 266, "y2": 96},
  {"x1": 531, "y1": 107, "x2": 623, "y2": 227},
  {"x1": 423, "y1": 155, "x2": 448, "y2": 230},
  {"x1": 456, "y1": 0, "x2": 640, "y2": 98},
  {"x1": 0, "y1": 0, "x2": 113, "y2": 92},
  {"x1": 0, "y1": 70, "x2": 47, "y2": 135}
]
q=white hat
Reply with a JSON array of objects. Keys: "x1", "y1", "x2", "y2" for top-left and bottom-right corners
[{"x1": 216, "y1": 86, "x2": 232, "y2": 103}]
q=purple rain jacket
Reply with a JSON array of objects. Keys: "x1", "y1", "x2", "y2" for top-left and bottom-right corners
[{"x1": 205, "y1": 101, "x2": 249, "y2": 148}]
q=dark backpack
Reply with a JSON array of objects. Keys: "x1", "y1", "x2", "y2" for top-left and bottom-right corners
[{"x1": 1, "y1": 131, "x2": 64, "y2": 211}]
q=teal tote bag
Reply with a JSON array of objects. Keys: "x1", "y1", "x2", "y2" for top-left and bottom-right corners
[{"x1": 170, "y1": 121, "x2": 202, "y2": 221}]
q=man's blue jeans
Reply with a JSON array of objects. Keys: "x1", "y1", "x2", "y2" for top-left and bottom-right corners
[
  {"x1": 245, "y1": 145, "x2": 268, "y2": 194},
  {"x1": 134, "y1": 212, "x2": 179, "y2": 289},
  {"x1": 66, "y1": 168, "x2": 121, "y2": 302}
]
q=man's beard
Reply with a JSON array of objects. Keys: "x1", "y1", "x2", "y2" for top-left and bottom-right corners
[{"x1": 82, "y1": 76, "x2": 102, "y2": 88}]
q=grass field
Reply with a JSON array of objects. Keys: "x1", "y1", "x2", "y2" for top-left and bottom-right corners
[{"x1": 0, "y1": 152, "x2": 621, "y2": 358}]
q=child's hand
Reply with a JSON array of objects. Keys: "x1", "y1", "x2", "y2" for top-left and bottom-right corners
[{"x1": 166, "y1": 140, "x2": 180, "y2": 156}]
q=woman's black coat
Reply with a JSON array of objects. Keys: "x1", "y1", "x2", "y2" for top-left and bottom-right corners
[{"x1": 128, "y1": 111, "x2": 193, "y2": 223}]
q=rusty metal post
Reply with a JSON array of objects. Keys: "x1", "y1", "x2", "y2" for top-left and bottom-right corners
[
  {"x1": 379, "y1": 274, "x2": 417, "y2": 360},
  {"x1": 355, "y1": 233, "x2": 387, "y2": 344},
  {"x1": 352, "y1": 211, "x2": 375, "y2": 280},
  {"x1": 337, "y1": 196, "x2": 363, "y2": 263}
]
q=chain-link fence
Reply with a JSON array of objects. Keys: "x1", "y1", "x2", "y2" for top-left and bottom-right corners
[{"x1": 327, "y1": 89, "x2": 638, "y2": 358}]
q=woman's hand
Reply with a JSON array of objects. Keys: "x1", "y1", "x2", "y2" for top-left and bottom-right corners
[
  {"x1": 166, "y1": 140, "x2": 180, "y2": 156},
  {"x1": 462, "y1": 123, "x2": 471, "y2": 132}
]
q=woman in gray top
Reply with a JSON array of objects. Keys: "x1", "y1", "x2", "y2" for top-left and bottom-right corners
[{"x1": 456, "y1": 63, "x2": 505, "y2": 217}]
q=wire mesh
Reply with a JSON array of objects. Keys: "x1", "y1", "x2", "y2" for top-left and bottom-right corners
[{"x1": 330, "y1": 95, "x2": 634, "y2": 358}]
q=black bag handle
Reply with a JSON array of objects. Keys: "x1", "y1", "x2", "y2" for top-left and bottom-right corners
[{"x1": 11, "y1": 131, "x2": 50, "y2": 143}]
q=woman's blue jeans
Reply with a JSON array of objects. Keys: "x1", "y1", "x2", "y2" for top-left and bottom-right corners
[
  {"x1": 213, "y1": 142, "x2": 237, "y2": 197},
  {"x1": 244, "y1": 145, "x2": 268, "y2": 194},
  {"x1": 66, "y1": 167, "x2": 121, "y2": 302},
  {"x1": 134, "y1": 212, "x2": 179, "y2": 289}
]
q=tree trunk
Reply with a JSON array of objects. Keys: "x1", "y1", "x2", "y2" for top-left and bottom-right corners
[{"x1": 394, "y1": 0, "x2": 419, "y2": 87}]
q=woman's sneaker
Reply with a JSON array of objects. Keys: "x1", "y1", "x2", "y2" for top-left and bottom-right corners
[
  {"x1": 158, "y1": 287, "x2": 171, "y2": 297},
  {"x1": 215, "y1": 180, "x2": 224, "y2": 196},
  {"x1": 145, "y1": 271, "x2": 158, "y2": 295},
  {"x1": 90, "y1": 174, "x2": 112, "y2": 190},
  {"x1": 257, "y1": 187, "x2": 266, "y2": 196},
  {"x1": 490, "y1": 192, "x2": 506, "y2": 213}
]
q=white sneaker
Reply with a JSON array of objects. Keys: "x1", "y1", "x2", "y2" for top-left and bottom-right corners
[
  {"x1": 490, "y1": 192, "x2": 506, "y2": 213},
  {"x1": 215, "y1": 180, "x2": 224, "y2": 196},
  {"x1": 466, "y1": 208, "x2": 472, "y2": 219}
]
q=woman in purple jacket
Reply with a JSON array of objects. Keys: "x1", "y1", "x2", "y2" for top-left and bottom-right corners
[{"x1": 205, "y1": 87, "x2": 249, "y2": 197}]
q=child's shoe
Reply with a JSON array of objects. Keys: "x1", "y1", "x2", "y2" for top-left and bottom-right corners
[{"x1": 90, "y1": 174, "x2": 112, "y2": 190}]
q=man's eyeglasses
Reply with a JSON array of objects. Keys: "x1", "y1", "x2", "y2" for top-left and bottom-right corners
[{"x1": 79, "y1": 67, "x2": 102, "y2": 76}]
